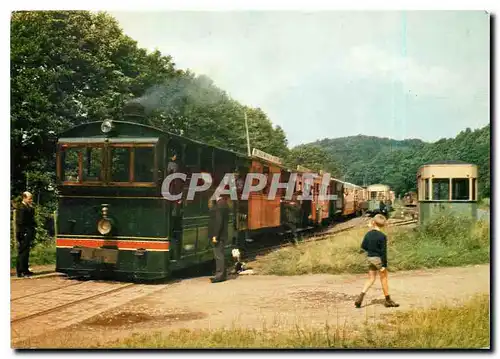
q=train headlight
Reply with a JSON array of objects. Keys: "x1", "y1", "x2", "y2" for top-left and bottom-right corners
[
  {"x1": 97, "y1": 218, "x2": 112, "y2": 235},
  {"x1": 101, "y1": 120, "x2": 114, "y2": 134}
]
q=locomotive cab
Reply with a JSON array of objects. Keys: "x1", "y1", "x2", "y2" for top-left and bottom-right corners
[{"x1": 55, "y1": 121, "x2": 169, "y2": 280}]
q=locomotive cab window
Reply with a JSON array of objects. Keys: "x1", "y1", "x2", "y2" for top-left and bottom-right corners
[
  {"x1": 110, "y1": 147, "x2": 131, "y2": 182},
  {"x1": 109, "y1": 144, "x2": 157, "y2": 185},
  {"x1": 61, "y1": 146, "x2": 81, "y2": 182},
  {"x1": 59, "y1": 145, "x2": 104, "y2": 183},
  {"x1": 83, "y1": 147, "x2": 104, "y2": 182},
  {"x1": 57, "y1": 138, "x2": 158, "y2": 186},
  {"x1": 134, "y1": 147, "x2": 155, "y2": 182}
]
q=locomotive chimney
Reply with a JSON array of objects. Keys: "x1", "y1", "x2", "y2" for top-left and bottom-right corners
[{"x1": 123, "y1": 101, "x2": 146, "y2": 121}]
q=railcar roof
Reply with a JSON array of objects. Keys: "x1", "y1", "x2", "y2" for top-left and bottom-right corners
[
  {"x1": 422, "y1": 160, "x2": 472, "y2": 165},
  {"x1": 330, "y1": 177, "x2": 363, "y2": 188}
]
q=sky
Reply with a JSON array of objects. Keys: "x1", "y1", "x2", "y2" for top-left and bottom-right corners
[{"x1": 109, "y1": 11, "x2": 490, "y2": 147}]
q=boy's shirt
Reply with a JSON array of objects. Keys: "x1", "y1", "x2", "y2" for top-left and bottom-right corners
[{"x1": 361, "y1": 229, "x2": 388, "y2": 268}]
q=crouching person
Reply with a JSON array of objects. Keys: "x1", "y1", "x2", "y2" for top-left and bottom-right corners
[{"x1": 355, "y1": 214, "x2": 399, "y2": 308}]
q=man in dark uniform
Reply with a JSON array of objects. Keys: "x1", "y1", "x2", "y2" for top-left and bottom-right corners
[
  {"x1": 283, "y1": 191, "x2": 300, "y2": 244},
  {"x1": 379, "y1": 200, "x2": 388, "y2": 217},
  {"x1": 208, "y1": 195, "x2": 229, "y2": 283},
  {"x1": 16, "y1": 191, "x2": 35, "y2": 277}
]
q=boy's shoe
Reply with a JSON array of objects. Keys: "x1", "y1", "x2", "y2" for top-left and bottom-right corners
[
  {"x1": 354, "y1": 292, "x2": 365, "y2": 308},
  {"x1": 384, "y1": 298, "x2": 400, "y2": 307}
]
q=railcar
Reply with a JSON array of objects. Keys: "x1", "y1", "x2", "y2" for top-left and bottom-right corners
[
  {"x1": 330, "y1": 180, "x2": 367, "y2": 217},
  {"x1": 416, "y1": 160, "x2": 478, "y2": 224},
  {"x1": 403, "y1": 191, "x2": 418, "y2": 207},
  {"x1": 54, "y1": 107, "x2": 363, "y2": 281},
  {"x1": 366, "y1": 183, "x2": 392, "y2": 213}
]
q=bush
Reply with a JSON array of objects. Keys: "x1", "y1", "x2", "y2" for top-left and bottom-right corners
[
  {"x1": 389, "y1": 214, "x2": 490, "y2": 271},
  {"x1": 254, "y1": 214, "x2": 490, "y2": 276}
]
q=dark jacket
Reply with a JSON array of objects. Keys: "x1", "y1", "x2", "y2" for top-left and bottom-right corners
[
  {"x1": 361, "y1": 229, "x2": 388, "y2": 267},
  {"x1": 16, "y1": 202, "x2": 35, "y2": 234},
  {"x1": 208, "y1": 199, "x2": 229, "y2": 242},
  {"x1": 283, "y1": 201, "x2": 300, "y2": 226}
]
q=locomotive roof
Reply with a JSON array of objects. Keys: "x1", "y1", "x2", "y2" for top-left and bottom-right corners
[{"x1": 58, "y1": 120, "x2": 249, "y2": 159}]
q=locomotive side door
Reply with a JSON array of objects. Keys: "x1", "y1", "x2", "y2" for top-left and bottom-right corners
[{"x1": 166, "y1": 139, "x2": 184, "y2": 260}]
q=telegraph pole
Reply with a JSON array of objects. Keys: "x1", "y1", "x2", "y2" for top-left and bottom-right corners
[{"x1": 244, "y1": 111, "x2": 251, "y2": 156}]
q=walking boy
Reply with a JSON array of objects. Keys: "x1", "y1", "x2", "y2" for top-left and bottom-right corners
[{"x1": 354, "y1": 214, "x2": 399, "y2": 308}]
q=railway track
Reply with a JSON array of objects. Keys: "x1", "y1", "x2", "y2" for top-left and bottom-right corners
[
  {"x1": 11, "y1": 281, "x2": 87, "y2": 302},
  {"x1": 11, "y1": 282, "x2": 137, "y2": 324},
  {"x1": 11, "y1": 281, "x2": 170, "y2": 345},
  {"x1": 390, "y1": 219, "x2": 418, "y2": 227}
]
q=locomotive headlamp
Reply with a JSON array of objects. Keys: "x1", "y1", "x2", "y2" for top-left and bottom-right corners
[
  {"x1": 97, "y1": 205, "x2": 113, "y2": 235},
  {"x1": 97, "y1": 218, "x2": 112, "y2": 235},
  {"x1": 101, "y1": 120, "x2": 114, "y2": 134}
]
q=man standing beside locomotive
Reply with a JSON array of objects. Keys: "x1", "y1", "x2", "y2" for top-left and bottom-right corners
[
  {"x1": 208, "y1": 194, "x2": 230, "y2": 283},
  {"x1": 15, "y1": 192, "x2": 36, "y2": 278}
]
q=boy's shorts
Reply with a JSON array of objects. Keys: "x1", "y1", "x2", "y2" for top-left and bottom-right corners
[{"x1": 367, "y1": 256, "x2": 383, "y2": 271}]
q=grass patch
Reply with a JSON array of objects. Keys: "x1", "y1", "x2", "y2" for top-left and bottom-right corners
[
  {"x1": 478, "y1": 198, "x2": 490, "y2": 210},
  {"x1": 108, "y1": 294, "x2": 489, "y2": 349},
  {"x1": 253, "y1": 215, "x2": 490, "y2": 276},
  {"x1": 10, "y1": 240, "x2": 56, "y2": 269}
]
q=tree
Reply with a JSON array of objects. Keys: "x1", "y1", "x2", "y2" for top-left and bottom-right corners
[
  {"x1": 312, "y1": 125, "x2": 490, "y2": 198},
  {"x1": 285, "y1": 144, "x2": 339, "y2": 176},
  {"x1": 11, "y1": 11, "x2": 179, "y2": 197},
  {"x1": 11, "y1": 10, "x2": 291, "y2": 201}
]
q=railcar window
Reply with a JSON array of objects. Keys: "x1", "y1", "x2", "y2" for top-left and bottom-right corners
[
  {"x1": 280, "y1": 171, "x2": 290, "y2": 197},
  {"x1": 167, "y1": 142, "x2": 181, "y2": 174},
  {"x1": 451, "y1": 178, "x2": 469, "y2": 200},
  {"x1": 262, "y1": 166, "x2": 270, "y2": 194},
  {"x1": 111, "y1": 147, "x2": 131, "y2": 182},
  {"x1": 472, "y1": 179, "x2": 476, "y2": 201},
  {"x1": 62, "y1": 147, "x2": 80, "y2": 182},
  {"x1": 432, "y1": 179, "x2": 449, "y2": 200},
  {"x1": 184, "y1": 145, "x2": 198, "y2": 170},
  {"x1": 424, "y1": 179, "x2": 430, "y2": 200},
  {"x1": 200, "y1": 148, "x2": 213, "y2": 173},
  {"x1": 83, "y1": 147, "x2": 103, "y2": 182},
  {"x1": 134, "y1": 147, "x2": 154, "y2": 182}
]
